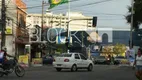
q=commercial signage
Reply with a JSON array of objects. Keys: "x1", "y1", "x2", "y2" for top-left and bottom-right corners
[
  {"x1": 6, "y1": 27, "x2": 12, "y2": 34},
  {"x1": 18, "y1": 55, "x2": 29, "y2": 67},
  {"x1": 32, "y1": 58, "x2": 42, "y2": 66}
]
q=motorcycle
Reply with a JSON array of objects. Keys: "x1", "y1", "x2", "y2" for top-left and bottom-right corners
[
  {"x1": 0, "y1": 57, "x2": 25, "y2": 77},
  {"x1": 106, "y1": 57, "x2": 111, "y2": 65}
]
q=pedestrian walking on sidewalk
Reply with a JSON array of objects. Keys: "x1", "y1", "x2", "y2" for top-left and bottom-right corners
[{"x1": 135, "y1": 48, "x2": 142, "y2": 80}]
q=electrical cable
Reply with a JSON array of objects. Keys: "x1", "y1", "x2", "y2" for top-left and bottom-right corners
[
  {"x1": 50, "y1": 0, "x2": 118, "y2": 11},
  {"x1": 7, "y1": 0, "x2": 81, "y2": 9}
]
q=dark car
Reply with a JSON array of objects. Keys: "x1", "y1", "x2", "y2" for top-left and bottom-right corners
[
  {"x1": 42, "y1": 55, "x2": 54, "y2": 65},
  {"x1": 42, "y1": 54, "x2": 60, "y2": 65},
  {"x1": 94, "y1": 56, "x2": 107, "y2": 64}
]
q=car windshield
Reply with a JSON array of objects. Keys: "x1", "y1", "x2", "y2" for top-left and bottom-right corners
[
  {"x1": 58, "y1": 54, "x2": 72, "y2": 57},
  {"x1": 53, "y1": 54, "x2": 60, "y2": 57},
  {"x1": 115, "y1": 56, "x2": 126, "y2": 59}
]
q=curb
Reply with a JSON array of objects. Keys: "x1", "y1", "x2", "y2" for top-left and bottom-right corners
[{"x1": 24, "y1": 65, "x2": 53, "y2": 71}]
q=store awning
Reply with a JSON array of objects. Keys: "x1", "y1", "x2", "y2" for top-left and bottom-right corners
[{"x1": 15, "y1": 38, "x2": 29, "y2": 44}]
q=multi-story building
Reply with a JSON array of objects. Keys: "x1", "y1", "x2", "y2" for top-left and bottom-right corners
[
  {"x1": 26, "y1": 11, "x2": 95, "y2": 31},
  {"x1": 0, "y1": 0, "x2": 17, "y2": 55},
  {"x1": 15, "y1": 0, "x2": 28, "y2": 55},
  {"x1": 0, "y1": 0, "x2": 27, "y2": 56}
]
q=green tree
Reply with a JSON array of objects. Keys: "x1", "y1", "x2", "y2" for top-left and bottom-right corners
[
  {"x1": 102, "y1": 45, "x2": 112, "y2": 56},
  {"x1": 113, "y1": 43, "x2": 126, "y2": 56},
  {"x1": 126, "y1": 0, "x2": 142, "y2": 30}
]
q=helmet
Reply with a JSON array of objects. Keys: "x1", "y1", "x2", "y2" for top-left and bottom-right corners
[{"x1": 2, "y1": 46, "x2": 7, "y2": 51}]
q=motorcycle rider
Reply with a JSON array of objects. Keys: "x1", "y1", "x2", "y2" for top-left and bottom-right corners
[
  {"x1": 106, "y1": 55, "x2": 111, "y2": 64},
  {"x1": 0, "y1": 46, "x2": 14, "y2": 71}
]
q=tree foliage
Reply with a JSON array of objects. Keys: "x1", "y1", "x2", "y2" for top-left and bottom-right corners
[
  {"x1": 102, "y1": 45, "x2": 112, "y2": 56},
  {"x1": 126, "y1": 0, "x2": 142, "y2": 30},
  {"x1": 113, "y1": 43, "x2": 126, "y2": 56}
]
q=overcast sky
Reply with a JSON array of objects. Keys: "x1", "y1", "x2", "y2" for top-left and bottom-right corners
[{"x1": 23, "y1": 0, "x2": 131, "y2": 29}]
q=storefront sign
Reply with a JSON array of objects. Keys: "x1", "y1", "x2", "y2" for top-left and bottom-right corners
[
  {"x1": 32, "y1": 58, "x2": 42, "y2": 66},
  {"x1": 18, "y1": 55, "x2": 29, "y2": 67},
  {"x1": 6, "y1": 27, "x2": 12, "y2": 34}
]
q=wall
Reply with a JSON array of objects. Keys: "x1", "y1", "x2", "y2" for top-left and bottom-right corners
[
  {"x1": 0, "y1": 0, "x2": 17, "y2": 55},
  {"x1": 15, "y1": 0, "x2": 28, "y2": 55},
  {"x1": 16, "y1": 0, "x2": 27, "y2": 36},
  {"x1": 15, "y1": 0, "x2": 27, "y2": 39},
  {"x1": 6, "y1": 36, "x2": 15, "y2": 56}
]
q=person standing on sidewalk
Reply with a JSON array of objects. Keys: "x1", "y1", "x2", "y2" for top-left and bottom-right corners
[{"x1": 135, "y1": 48, "x2": 142, "y2": 80}]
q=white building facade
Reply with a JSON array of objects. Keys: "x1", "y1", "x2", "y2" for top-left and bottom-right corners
[
  {"x1": 0, "y1": 0, "x2": 17, "y2": 55},
  {"x1": 26, "y1": 12, "x2": 95, "y2": 31}
]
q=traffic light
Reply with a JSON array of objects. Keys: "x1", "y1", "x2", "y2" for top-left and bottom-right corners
[{"x1": 92, "y1": 17, "x2": 97, "y2": 27}]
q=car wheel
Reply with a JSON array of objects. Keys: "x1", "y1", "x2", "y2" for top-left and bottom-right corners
[
  {"x1": 56, "y1": 68, "x2": 62, "y2": 72},
  {"x1": 88, "y1": 64, "x2": 93, "y2": 71},
  {"x1": 71, "y1": 64, "x2": 77, "y2": 72},
  {"x1": 0, "y1": 72, "x2": 4, "y2": 77}
]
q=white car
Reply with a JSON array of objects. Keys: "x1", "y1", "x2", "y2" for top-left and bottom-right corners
[{"x1": 53, "y1": 53, "x2": 94, "y2": 72}]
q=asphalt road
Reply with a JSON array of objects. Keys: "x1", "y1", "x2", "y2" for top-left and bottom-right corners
[{"x1": 0, "y1": 65, "x2": 137, "y2": 80}]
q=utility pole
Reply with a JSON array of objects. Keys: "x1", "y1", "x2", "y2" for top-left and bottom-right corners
[
  {"x1": 81, "y1": 31, "x2": 84, "y2": 48},
  {"x1": 81, "y1": 31, "x2": 85, "y2": 56},
  {"x1": 41, "y1": 0, "x2": 44, "y2": 41},
  {"x1": 40, "y1": 0, "x2": 44, "y2": 57},
  {"x1": 1, "y1": 0, "x2": 6, "y2": 50},
  {"x1": 130, "y1": 0, "x2": 134, "y2": 49}
]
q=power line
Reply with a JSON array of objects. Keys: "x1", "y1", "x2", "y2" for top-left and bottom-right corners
[
  {"x1": 7, "y1": 10, "x2": 124, "y2": 23},
  {"x1": 50, "y1": 0, "x2": 117, "y2": 11},
  {"x1": 80, "y1": 12, "x2": 125, "y2": 16},
  {"x1": 6, "y1": 11, "x2": 33, "y2": 28},
  {"x1": 7, "y1": 0, "x2": 115, "y2": 10},
  {"x1": 7, "y1": 0, "x2": 81, "y2": 10},
  {"x1": 23, "y1": 0, "x2": 124, "y2": 16},
  {"x1": 6, "y1": 0, "x2": 123, "y2": 17},
  {"x1": 6, "y1": 0, "x2": 11, "y2": 7},
  {"x1": 98, "y1": 19, "x2": 124, "y2": 20}
]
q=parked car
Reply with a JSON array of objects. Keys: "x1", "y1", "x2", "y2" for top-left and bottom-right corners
[
  {"x1": 94, "y1": 56, "x2": 107, "y2": 64},
  {"x1": 42, "y1": 54, "x2": 60, "y2": 65},
  {"x1": 114, "y1": 56, "x2": 129, "y2": 65},
  {"x1": 42, "y1": 54, "x2": 54, "y2": 65},
  {"x1": 53, "y1": 53, "x2": 94, "y2": 72}
]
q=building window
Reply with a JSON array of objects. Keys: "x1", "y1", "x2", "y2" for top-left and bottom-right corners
[
  {"x1": 102, "y1": 33, "x2": 108, "y2": 44},
  {"x1": 19, "y1": 14, "x2": 25, "y2": 28}
]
